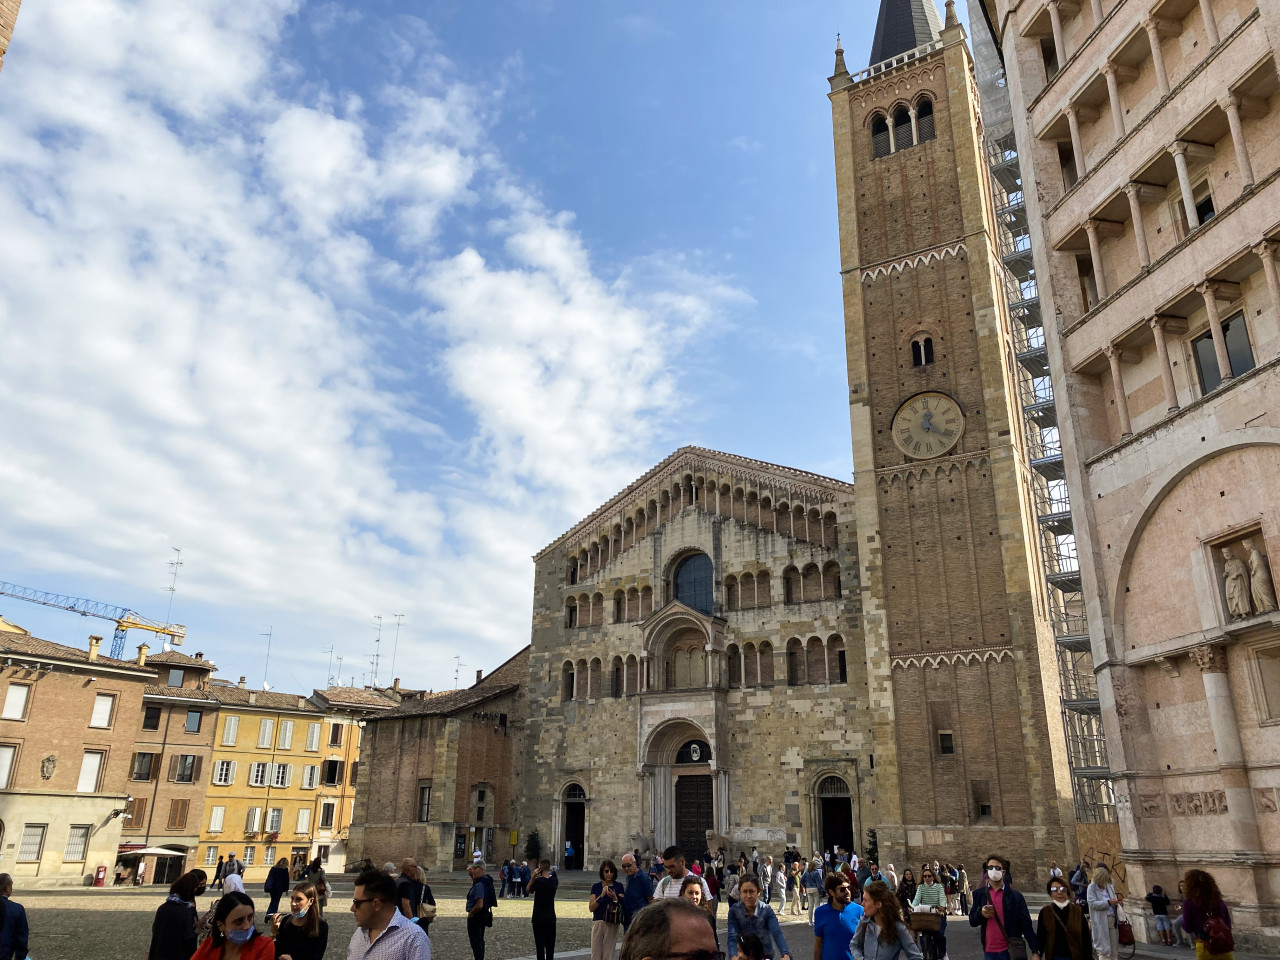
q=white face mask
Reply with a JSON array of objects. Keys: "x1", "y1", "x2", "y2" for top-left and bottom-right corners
[{"x1": 987, "y1": 867, "x2": 1004, "y2": 882}]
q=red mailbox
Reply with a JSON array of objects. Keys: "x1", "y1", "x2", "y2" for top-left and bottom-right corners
[{"x1": 94, "y1": 865, "x2": 107, "y2": 887}]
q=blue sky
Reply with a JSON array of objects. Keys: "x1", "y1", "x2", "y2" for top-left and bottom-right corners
[{"x1": 0, "y1": 0, "x2": 969, "y2": 693}]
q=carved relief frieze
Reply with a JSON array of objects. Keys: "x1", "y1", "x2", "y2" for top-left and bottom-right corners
[
  {"x1": 849, "y1": 62, "x2": 946, "y2": 111},
  {"x1": 1138, "y1": 794, "x2": 1166, "y2": 817},
  {"x1": 877, "y1": 455, "x2": 990, "y2": 486},
  {"x1": 1254, "y1": 787, "x2": 1278, "y2": 814},
  {"x1": 890, "y1": 646, "x2": 1014, "y2": 670},
  {"x1": 861, "y1": 242, "x2": 968, "y2": 282},
  {"x1": 1168, "y1": 790, "x2": 1228, "y2": 816}
]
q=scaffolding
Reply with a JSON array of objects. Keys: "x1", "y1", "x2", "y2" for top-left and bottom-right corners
[{"x1": 985, "y1": 132, "x2": 1116, "y2": 823}]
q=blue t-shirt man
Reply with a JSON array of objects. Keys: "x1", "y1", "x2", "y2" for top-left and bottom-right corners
[
  {"x1": 622, "y1": 867, "x2": 654, "y2": 929},
  {"x1": 814, "y1": 898, "x2": 864, "y2": 960}
]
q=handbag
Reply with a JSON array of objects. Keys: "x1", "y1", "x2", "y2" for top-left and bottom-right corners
[
  {"x1": 1116, "y1": 905, "x2": 1134, "y2": 946},
  {"x1": 604, "y1": 897, "x2": 623, "y2": 924},
  {"x1": 989, "y1": 894, "x2": 1030, "y2": 960}
]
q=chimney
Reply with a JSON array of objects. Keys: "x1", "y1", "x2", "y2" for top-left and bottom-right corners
[
  {"x1": 238, "y1": 676, "x2": 247, "y2": 689},
  {"x1": 87, "y1": 636, "x2": 102, "y2": 662},
  {"x1": 476, "y1": 669, "x2": 483, "y2": 684},
  {"x1": 393, "y1": 678, "x2": 400, "y2": 692},
  {"x1": 136, "y1": 643, "x2": 149, "y2": 667},
  {"x1": 248, "y1": 691, "x2": 257, "y2": 705},
  {"x1": 195, "y1": 652, "x2": 203, "y2": 661}
]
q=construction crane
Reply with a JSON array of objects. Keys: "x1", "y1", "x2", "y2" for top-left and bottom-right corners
[{"x1": 0, "y1": 581, "x2": 185, "y2": 659}]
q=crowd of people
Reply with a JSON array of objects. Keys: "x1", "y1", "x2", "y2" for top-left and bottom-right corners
[{"x1": 118, "y1": 841, "x2": 1241, "y2": 960}]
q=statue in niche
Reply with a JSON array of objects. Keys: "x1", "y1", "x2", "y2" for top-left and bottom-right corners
[
  {"x1": 1222, "y1": 547, "x2": 1252, "y2": 620},
  {"x1": 1243, "y1": 538, "x2": 1277, "y2": 615}
]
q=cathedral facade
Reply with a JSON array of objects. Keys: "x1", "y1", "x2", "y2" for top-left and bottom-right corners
[{"x1": 517, "y1": 1, "x2": 1075, "y2": 876}]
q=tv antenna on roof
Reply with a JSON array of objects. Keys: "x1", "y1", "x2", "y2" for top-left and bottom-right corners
[
  {"x1": 371, "y1": 615, "x2": 383, "y2": 687},
  {"x1": 261, "y1": 626, "x2": 273, "y2": 689},
  {"x1": 164, "y1": 547, "x2": 184, "y2": 627},
  {"x1": 453, "y1": 655, "x2": 465, "y2": 689},
  {"x1": 390, "y1": 614, "x2": 404, "y2": 681}
]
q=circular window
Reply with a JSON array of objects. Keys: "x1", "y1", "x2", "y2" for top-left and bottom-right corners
[{"x1": 675, "y1": 739, "x2": 711, "y2": 764}]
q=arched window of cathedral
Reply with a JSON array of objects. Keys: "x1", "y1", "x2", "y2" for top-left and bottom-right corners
[
  {"x1": 827, "y1": 635, "x2": 848, "y2": 684},
  {"x1": 733, "y1": 488, "x2": 747, "y2": 523},
  {"x1": 727, "y1": 644, "x2": 742, "y2": 687},
  {"x1": 640, "y1": 586, "x2": 653, "y2": 618},
  {"x1": 565, "y1": 599, "x2": 578, "y2": 628},
  {"x1": 743, "y1": 642, "x2": 759, "y2": 687},
  {"x1": 673, "y1": 553, "x2": 714, "y2": 615},
  {"x1": 577, "y1": 659, "x2": 588, "y2": 695},
  {"x1": 589, "y1": 541, "x2": 600, "y2": 571},
  {"x1": 568, "y1": 557, "x2": 578, "y2": 585},
  {"x1": 588, "y1": 657, "x2": 602, "y2": 698},
  {"x1": 613, "y1": 590, "x2": 625, "y2": 622},
  {"x1": 806, "y1": 637, "x2": 827, "y2": 684},
  {"x1": 808, "y1": 507, "x2": 822, "y2": 541},
  {"x1": 823, "y1": 511, "x2": 839, "y2": 546},
  {"x1": 911, "y1": 334, "x2": 935, "y2": 366},
  {"x1": 564, "y1": 782, "x2": 587, "y2": 800},
  {"x1": 917, "y1": 96, "x2": 936, "y2": 141},
  {"x1": 893, "y1": 106, "x2": 913, "y2": 148},
  {"x1": 776, "y1": 502, "x2": 792, "y2": 537},
  {"x1": 562, "y1": 661, "x2": 575, "y2": 700},
  {"x1": 786, "y1": 638, "x2": 805, "y2": 686},
  {"x1": 802, "y1": 563, "x2": 822, "y2": 602},
  {"x1": 782, "y1": 566, "x2": 801, "y2": 605},
  {"x1": 724, "y1": 576, "x2": 738, "y2": 612},
  {"x1": 871, "y1": 113, "x2": 891, "y2": 158},
  {"x1": 590, "y1": 593, "x2": 604, "y2": 625},
  {"x1": 626, "y1": 587, "x2": 640, "y2": 621},
  {"x1": 746, "y1": 490, "x2": 759, "y2": 525},
  {"x1": 625, "y1": 654, "x2": 639, "y2": 695},
  {"x1": 760, "y1": 497, "x2": 775, "y2": 532},
  {"x1": 793, "y1": 505, "x2": 807, "y2": 540},
  {"x1": 759, "y1": 641, "x2": 775, "y2": 685},
  {"x1": 611, "y1": 656, "x2": 624, "y2": 698},
  {"x1": 756, "y1": 570, "x2": 772, "y2": 607},
  {"x1": 823, "y1": 561, "x2": 843, "y2": 599},
  {"x1": 740, "y1": 572, "x2": 755, "y2": 610},
  {"x1": 623, "y1": 518, "x2": 634, "y2": 551}
]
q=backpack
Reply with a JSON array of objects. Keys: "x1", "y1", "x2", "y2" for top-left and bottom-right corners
[{"x1": 1204, "y1": 913, "x2": 1234, "y2": 956}]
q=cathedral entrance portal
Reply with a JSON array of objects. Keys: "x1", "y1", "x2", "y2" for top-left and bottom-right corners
[
  {"x1": 644, "y1": 720, "x2": 724, "y2": 852},
  {"x1": 561, "y1": 783, "x2": 586, "y2": 870},
  {"x1": 817, "y1": 775, "x2": 855, "y2": 855},
  {"x1": 674, "y1": 738, "x2": 714, "y2": 855}
]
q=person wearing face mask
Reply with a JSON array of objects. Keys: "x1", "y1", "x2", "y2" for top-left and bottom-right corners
[
  {"x1": 1036, "y1": 877, "x2": 1090, "y2": 960},
  {"x1": 967, "y1": 855, "x2": 1040, "y2": 960},
  {"x1": 270, "y1": 881, "x2": 329, "y2": 960},
  {"x1": 192, "y1": 892, "x2": 276, "y2": 960},
  {"x1": 727, "y1": 875, "x2": 792, "y2": 960},
  {"x1": 146, "y1": 869, "x2": 208, "y2": 960}
]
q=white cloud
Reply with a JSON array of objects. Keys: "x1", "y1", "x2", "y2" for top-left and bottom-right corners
[
  {"x1": 729, "y1": 135, "x2": 763, "y2": 154},
  {"x1": 0, "y1": 0, "x2": 746, "y2": 685}
]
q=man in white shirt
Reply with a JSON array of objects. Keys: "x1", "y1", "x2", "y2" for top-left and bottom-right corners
[
  {"x1": 348, "y1": 868, "x2": 431, "y2": 960},
  {"x1": 653, "y1": 846, "x2": 713, "y2": 915}
]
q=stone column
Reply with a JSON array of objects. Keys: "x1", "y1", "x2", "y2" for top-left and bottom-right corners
[
  {"x1": 1197, "y1": 0, "x2": 1220, "y2": 46},
  {"x1": 1124, "y1": 183, "x2": 1151, "y2": 268},
  {"x1": 1085, "y1": 219, "x2": 1108, "y2": 300},
  {"x1": 1171, "y1": 141, "x2": 1198, "y2": 229},
  {"x1": 640, "y1": 654, "x2": 650, "y2": 692},
  {"x1": 1090, "y1": 0, "x2": 1104, "y2": 26},
  {"x1": 1104, "y1": 66, "x2": 1126, "y2": 138},
  {"x1": 1104, "y1": 344, "x2": 1132, "y2": 436},
  {"x1": 1187, "y1": 644, "x2": 1261, "y2": 852},
  {"x1": 1255, "y1": 241, "x2": 1280, "y2": 312},
  {"x1": 1144, "y1": 19, "x2": 1170, "y2": 95},
  {"x1": 1067, "y1": 105, "x2": 1087, "y2": 175},
  {"x1": 1197, "y1": 281, "x2": 1234, "y2": 384},
  {"x1": 1049, "y1": 0, "x2": 1067, "y2": 68},
  {"x1": 1221, "y1": 95, "x2": 1255, "y2": 188},
  {"x1": 909, "y1": 106, "x2": 919, "y2": 145},
  {"x1": 1149, "y1": 316, "x2": 1180, "y2": 413},
  {"x1": 888, "y1": 120, "x2": 897, "y2": 154}
]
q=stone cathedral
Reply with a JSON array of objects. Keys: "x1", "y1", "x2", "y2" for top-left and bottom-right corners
[{"x1": 513, "y1": 0, "x2": 1074, "y2": 875}]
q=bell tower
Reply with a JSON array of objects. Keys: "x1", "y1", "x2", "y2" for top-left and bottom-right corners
[{"x1": 829, "y1": 0, "x2": 1072, "y2": 868}]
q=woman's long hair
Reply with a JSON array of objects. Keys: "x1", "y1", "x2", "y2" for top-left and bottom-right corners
[
  {"x1": 864, "y1": 880, "x2": 903, "y2": 942},
  {"x1": 291, "y1": 881, "x2": 322, "y2": 938},
  {"x1": 209, "y1": 892, "x2": 255, "y2": 946},
  {"x1": 168, "y1": 869, "x2": 207, "y2": 903},
  {"x1": 1183, "y1": 869, "x2": 1222, "y2": 911}
]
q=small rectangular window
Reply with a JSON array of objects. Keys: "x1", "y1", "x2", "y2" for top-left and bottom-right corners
[
  {"x1": 320, "y1": 802, "x2": 335, "y2": 830},
  {"x1": 1192, "y1": 315, "x2": 1255, "y2": 395},
  {"x1": 167, "y1": 799, "x2": 190, "y2": 829},
  {"x1": 131, "y1": 752, "x2": 155, "y2": 782},
  {"x1": 221, "y1": 715, "x2": 239, "y2": 746},
  {"x1": 209, "y1": 805, "x2": 225, "y2": 833},
  {"x1": 317, "y1": 845, "x2": 329, "y2": 864},
  {"x1": 123, "y1": 797, "x2": 147, "y2": 829},
  {"x1": 267, "y1": 807, "x2": 283, "y2": 833},
  {"x1": 264, "y1": 845, "x2": 277, "y2": 864},
  {"x1": 89, "y1": 693, "x2": 115, "y2": 728},
  {"x1": 143, "y1": 705, "x2": 162, "y2": 730},
  {"x1": 971, "y1": 779, "x2": 993, "y2": 820},
  {"x1": 0, "y1": 744, "x2": 16, "y2": 789},
  {"x1": 212, "y1": 760, "x2": 236, "y2": 786},
  {"x1": 278, "y1": 720, "x2": 294, "y2": 750},
  {"x1": 17, "y1": 824, "x2": 46, "y2": 861},
  {"x1": 417, "y1": 783, "x2": 432, "y2": 822},
  {"x1": 249, "y1": 762, "x2": 269, "y2": 787},
  {"x1": 321, "y1": 760, "x2": 343, "y2": 786},
  {"x1": 328, "y1": 724, "x2": 343, "y2": 747},
  {"x1": 243, "y1": 846, "x2": 256, "y2": 866},
  {"x1": 306, "y1": 723, "x2": 321, "y2": 751},
  {"x1": 2, "y1": 684, "x2": 29, "y2": 721},
  {"x1": 245, "y1": 807, "x2": 261, "y2": 833},
  {"x1": 257, "y1": 718, "x2": 275, "y2": 748},
  {"x1": 185, "y1": 710, "x2": 202, "y2": 734},
  {"x1": 205, "y1": 846, "x2": 218, "y2": 866},
  {"x1": 302, "y1": 765, "x2": 319, "y2": 789},
  {"x1": 273, "y1": 763, "x2": 291, "y2": 788},
  {"x1": 77, "y1": 750, "x2": 104, "y2": 793},
  {"x1": 64, "y1": 825, "x2": 90, "y2": 861},
  {"x1": 939, "y1": 731, "x2": 955, "y2": 755},
  {"x1": 170, "y1": 754, "x2": 198, "y2": 784},
  {"x1": 296, "y1": 808, "x2": 311, "y2": 833},
  {"x1": 167, "y1": 668, "x2": 184, "y2": 687}
]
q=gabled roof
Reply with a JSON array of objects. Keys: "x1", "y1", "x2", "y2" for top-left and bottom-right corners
[
  {"x1": 536, "y1": 445, "x2": 854, "y2": 560},
  {"x1": 312, "y1": 686, "x2": 399, "y2": 710},
  {"x1": 144, "y1": 683, "x2": 220, "y2": 702},
  {"x1": 869, "y1": 0, "x2": 944, "y2": 66},
  {"x1": 147, "y1": 650, "x2": 216, "y2": 671},
  {"x1": 385, "y1": 647, "x2": 528, "y2": 719},
  {"x1": 0, "y1": 631, "x2": 155, "y2": 676}
]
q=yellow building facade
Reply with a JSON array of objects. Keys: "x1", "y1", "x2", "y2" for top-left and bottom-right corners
[{"x1": 198, "y1": 687, "x2": 328, "y2": 882}]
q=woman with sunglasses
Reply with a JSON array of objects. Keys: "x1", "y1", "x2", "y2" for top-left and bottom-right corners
[{"x1": 911, "y1": 866, "x2": 948, "y2": 959}]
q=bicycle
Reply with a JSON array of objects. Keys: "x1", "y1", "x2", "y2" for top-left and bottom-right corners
[{"x1": 909, "y1": 908, "x2": 944, "y2": 960}]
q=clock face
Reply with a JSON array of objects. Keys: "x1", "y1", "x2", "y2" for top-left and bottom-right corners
[{"x1": 892, "y1": 392, "x2": 964, "y2": 459}]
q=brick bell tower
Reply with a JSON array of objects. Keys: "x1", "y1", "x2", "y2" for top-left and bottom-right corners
[{"x1": 829, "y1": 0, "x2": 1073, "y2": 871}]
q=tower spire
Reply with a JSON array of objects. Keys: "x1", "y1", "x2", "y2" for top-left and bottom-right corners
[
  {"x1": 944, "y1": 0, "x2": 960, "y2": 28},
  {"x1": 868, "y1": 0, "x2": 945, "y2": 67},
  {"x1": 833, "y1": 33, "x2": 848, "y2": 77}
]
